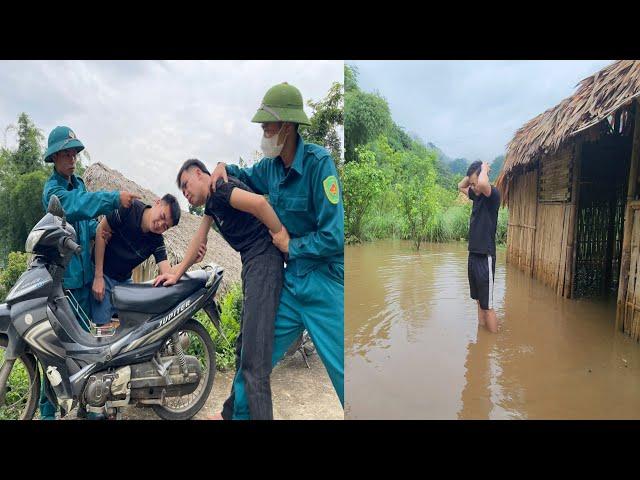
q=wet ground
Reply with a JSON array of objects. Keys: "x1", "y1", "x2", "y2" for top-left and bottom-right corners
[{"x1": 345, "y1": 240, "x2": 640, "y2": 419}]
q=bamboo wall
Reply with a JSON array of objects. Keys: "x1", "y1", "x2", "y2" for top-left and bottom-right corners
[
  {"x1": 532, "y1": 203, "x2": 574, "y2": 295},
  {"x1": 616, "y1": 101, "x2": 640, "y2": 341},
  {"x1": 506, "y1": 146, "x2": 577, "y2": 297},
  {"x1": 506, "y1": 170, "x2": 537, "y2": 273},
  {"x1": 620, "y1": 204, "x2": 640, "y2": 341}
]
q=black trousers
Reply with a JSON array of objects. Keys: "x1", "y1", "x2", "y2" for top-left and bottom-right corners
[{"x1": 221, "y1": 249, "x2": 284, "y2": 420}]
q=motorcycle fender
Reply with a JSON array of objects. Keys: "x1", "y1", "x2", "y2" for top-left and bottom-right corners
[
  {"x1": 11, "y1": 297, "x2": 49, "y2": 337},
  {"x1": 3, "y1": 324, "x2": 26, "y2": 360},
  {"x1": 0, "y1": 303, "x2": 9, "y2": 334}
]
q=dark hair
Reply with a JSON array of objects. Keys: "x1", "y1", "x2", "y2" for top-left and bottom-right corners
[
  {"x1": 176, "y1": 158, "x2": 210, "y2": 188},
  {"x1": 466, "y1": 161, "x2": 482, "y2": 177},
  {"x1": 161, "y1": 193, "x2": 181, "y2": 227}
]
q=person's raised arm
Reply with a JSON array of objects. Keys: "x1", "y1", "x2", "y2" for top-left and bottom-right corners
[
  {"x1": 458, "y1": 176, "x2": 471, "y2": 197},
  {"x1": 43, "y1": 183, "x2": 140, "y2": 223},
  {"x1": 153, "y1": 215, "x2": 213, "y2": 287},
  {"x1": 477, "y1": 162, "x2": 492, "y2": 197}
]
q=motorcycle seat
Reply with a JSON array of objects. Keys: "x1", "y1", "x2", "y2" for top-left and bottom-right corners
[{"x1": 112, "y1": 270, "x2": 209, "y2": 315}]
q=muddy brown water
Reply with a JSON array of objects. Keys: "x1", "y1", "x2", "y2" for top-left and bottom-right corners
[{"x1": 345, "y1": 240, "x2": 640, "y2": 419}]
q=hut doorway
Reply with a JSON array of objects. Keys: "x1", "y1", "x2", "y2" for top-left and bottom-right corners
[{"x1": 573, "y1": 134, "x2": 633, "y2": 298}]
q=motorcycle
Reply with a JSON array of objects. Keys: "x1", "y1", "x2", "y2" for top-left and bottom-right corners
[{"x1": 0, "y1": 195, "x2": 224, "y2": 420}]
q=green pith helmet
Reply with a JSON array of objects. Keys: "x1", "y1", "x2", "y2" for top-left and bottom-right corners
[
  {"x1": 251, "y1": 82, "x2": 311, "y2": 126},
  {"x1": 44, "y1": 126, "x2": 85, "y2": 163}
]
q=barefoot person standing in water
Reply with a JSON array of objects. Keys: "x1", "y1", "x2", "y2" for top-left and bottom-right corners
[{"x1": 458, "y1": 161, "x2": 500, "y2": 333}]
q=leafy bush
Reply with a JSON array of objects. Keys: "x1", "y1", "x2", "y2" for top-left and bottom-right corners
[
  {"x1": 195, "y1": 282, "x2": 242, "y2": 372},
  {"x1": 0, "y1": 251, "x2": 29, "y2": 301},
  {"x1": 497, "y1": 207, "x2": 509, "y2": 245},
  {"x1": 343, "y1": 148, "x2": 387, "y2": 242}
]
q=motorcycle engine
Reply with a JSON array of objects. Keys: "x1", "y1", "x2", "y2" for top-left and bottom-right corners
[{"x1": 83, "y1": 366, "x2": 131, "y2": 407}]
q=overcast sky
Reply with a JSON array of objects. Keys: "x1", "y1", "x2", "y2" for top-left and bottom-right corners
[
  {"x1": 349, "y1": 60, "x2": 614, "y2": 161},
  {"x1": 0, "y1": 60, "x2": 342, "y2": 208}
]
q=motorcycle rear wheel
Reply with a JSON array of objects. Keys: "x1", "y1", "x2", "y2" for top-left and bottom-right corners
[
  {"x1": 152, "y1": 319, "x2": 216, "y2": 420},
  {"x1": 0, "y1": 336, "x2": 40, "y2": 420}
]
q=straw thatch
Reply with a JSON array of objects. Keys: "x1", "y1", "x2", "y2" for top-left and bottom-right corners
[
  {"x1": 498, "y1": 60, "x2": 640, "y2": 198},
  {"x1": 83, "y1": 162, "x2": 241, "y2": 294}
]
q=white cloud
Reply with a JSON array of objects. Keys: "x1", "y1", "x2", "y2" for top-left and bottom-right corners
[{"x1": 0, "y1": 60, "x2": 343, "y2": 208}]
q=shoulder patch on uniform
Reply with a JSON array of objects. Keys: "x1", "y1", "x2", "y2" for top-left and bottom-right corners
[{"x1": 323, "y1": 175, "x2": 339, "y2": 205}]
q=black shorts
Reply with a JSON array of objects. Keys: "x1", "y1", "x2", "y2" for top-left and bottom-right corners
[{"x1": 468, "y1": 253, "x2": 496, "y2": 310}]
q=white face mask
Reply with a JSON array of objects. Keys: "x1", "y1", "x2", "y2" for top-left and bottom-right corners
[{"x1": 261, "y1": 124, "x2": 287, "y2": 158}]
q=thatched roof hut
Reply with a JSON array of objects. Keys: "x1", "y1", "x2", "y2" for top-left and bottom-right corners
[
  {"x1": 498, "y1": 60, "x2": 640, "y2": 200},
  {"x1": 497, "y1": 60, "x2": 640, "y2": 341},
  {"x1": 83, "y1": 162, "x2": 241, "y2": 294}
]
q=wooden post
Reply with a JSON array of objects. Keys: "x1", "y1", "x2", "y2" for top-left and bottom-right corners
[
  {"x1": 530, "y1": 167, "x2": 539, "y2": 277},
  {"x1": 616, "y1": 100, "x2": 640, "y2": 332},
  {"x1": 566, "y1": 140, "x2": 582, "y2": 298}
]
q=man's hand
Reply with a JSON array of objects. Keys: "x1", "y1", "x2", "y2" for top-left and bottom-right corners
[
  {"x1": 154, "y1": 272, "x2": 180, "y2": 287},
  {"x1": 210, "y1": 162, "x2": 228, "y2": 193},
  {"x1": 482, "y1": 161, "x2": 491, "y2": 174},
  {"x1": 92, "y1": 276, "x2": 105, "y2": 302},
  {"x1": 270, "y1": 225, "x2": 290, "y2": 254},
  {"x1": 195, "y1": 242, "x2": 207, "y2": 263},
  {"x1": 101, "y1": 227, "x2": 112, "y2": 244},
  {"x1": 120, "y1": 191, "x2": 141, "y2": 208}
]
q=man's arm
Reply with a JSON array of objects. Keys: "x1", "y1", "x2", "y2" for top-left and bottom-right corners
[
  {"x1": 43, "y1": 184, "x2": 140, "y2": 223},
  {"x1": 154, "y1": 215, "x2": 213, "y2": 287},
  {"x1": 229, "y1": 188, "x2": 282, "y2": 233},
  {"x1": 92, "y1": 217, "x2": 112, "y2": 302},
  {"x1": 210, "y1": 160, "x2": 270, "y2": 195},
  {"x1": 157, "y1": 260, "x2": 172, "y2": 275},
  {"x1": 158, "y1": 246, "x2": 206, "y2": 276},
  {"x1": 458, "y1": 176, "x2": 471, "y2": 197},
  {"x1": 477, "y1": 162, "x2": 492, "y2": 197}
]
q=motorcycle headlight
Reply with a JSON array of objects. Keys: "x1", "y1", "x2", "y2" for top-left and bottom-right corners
[{"x1": 25, "y1": 229, "x2": 45, "y2": 253}]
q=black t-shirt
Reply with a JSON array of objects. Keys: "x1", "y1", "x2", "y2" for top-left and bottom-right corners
[
  {"x1": 101, "y1": 200, "x2": 167, "y2": 282},
  {"x1": 468, "y1": 186, "x2": 501, "y2": 256},
  {"x1": 204, "y1": 176, "x2": 275, "y2": 263}
]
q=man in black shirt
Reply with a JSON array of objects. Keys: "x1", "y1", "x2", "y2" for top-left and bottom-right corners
[
  {"x1": 458, "y1": 161, "x2": 501, "y2": 333},
  {"x1": 154, "y1": 159, "x2": 284, "y2": 420},
  {"x1": 91, "y1": 194, "x2": 202, "y2": 327}
]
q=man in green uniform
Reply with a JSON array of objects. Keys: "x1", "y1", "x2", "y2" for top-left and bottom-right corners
[
  {"x1": 210, "y1": 83, "x2": 344, "y2": 419},
  {"x1": 39, "y1": 125, "x2": 138, "y2": 419}
]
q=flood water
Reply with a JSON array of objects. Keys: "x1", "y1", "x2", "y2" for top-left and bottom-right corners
[{"x1": 345, "y1": 240, "x2": 640, "y2": 419}]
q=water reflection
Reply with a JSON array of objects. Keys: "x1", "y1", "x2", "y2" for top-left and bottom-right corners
[{"x1": 346, "y1": 240, "x2": 640, "y2": 419}]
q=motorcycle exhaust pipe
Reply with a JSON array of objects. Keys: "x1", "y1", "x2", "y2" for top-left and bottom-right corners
[
  {"x1": 202, "y1": 302, "x2": 231, "y2": 346},
  {"x1": 0, "y1": 358, "x2": 16, "y2": 407}
]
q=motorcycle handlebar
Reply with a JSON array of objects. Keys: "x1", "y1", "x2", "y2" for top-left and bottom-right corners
[{"x1": 63, "y1": 237, "x2": 82, "y2": 255}]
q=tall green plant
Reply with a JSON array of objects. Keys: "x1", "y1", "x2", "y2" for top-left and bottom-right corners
[{"x1": 343, "y1": 148, "x2": 387, "y2": 243}]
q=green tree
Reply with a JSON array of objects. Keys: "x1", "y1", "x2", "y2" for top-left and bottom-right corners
[
  {"x1": 0, "y1": 114, "x2": 49, "y2": 262},
  {"x1": 189, "y1": 204, "x2": 204, "y2": 216},
  {"x1": 344, "y1": 64, "x2": 359, "y2": 94},
  {"x1": 0, "y1": 251, "x2": 28, "y2": 301},
  {"x1": 449, "y1": 157, "x2": 470, "y2": 176},
  {"x1": 396, "y1": 149, "x2": 441, "y2": 250},
  {"x1": 344, "y1": 68, "x2": 392, "y2": 162},
  {"x1": 299, "y1": 81, "x2": 344, "y2": 164},
  {"x1": 489, "y1": 154, "x2": 504, "y2": 183},
  {"x1": 343, "y1": 147, "x2": 387, "y2": 243},
  {"x1": 12, "y1": 113, "x2": 44, "y2": 175}
]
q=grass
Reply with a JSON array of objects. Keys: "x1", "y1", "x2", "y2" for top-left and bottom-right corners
[
  {"x1": 195, "y1": 283, "x2": 242, "y2": 372},
  {"x1": 357, "y1": 203, "x2": 509, "y2": 247}
]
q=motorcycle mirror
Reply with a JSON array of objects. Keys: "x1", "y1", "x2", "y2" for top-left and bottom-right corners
[{"x1": 47, "y1": 195, "x2": 65, "y2": 218}]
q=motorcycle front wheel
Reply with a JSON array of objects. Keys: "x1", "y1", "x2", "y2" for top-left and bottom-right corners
[
  {"x1": 152, "y1": 319, "x2": 216, "y2": 420},
  {"x1": 0, "y1": 336, "x2": 40, "y2": 420}
]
